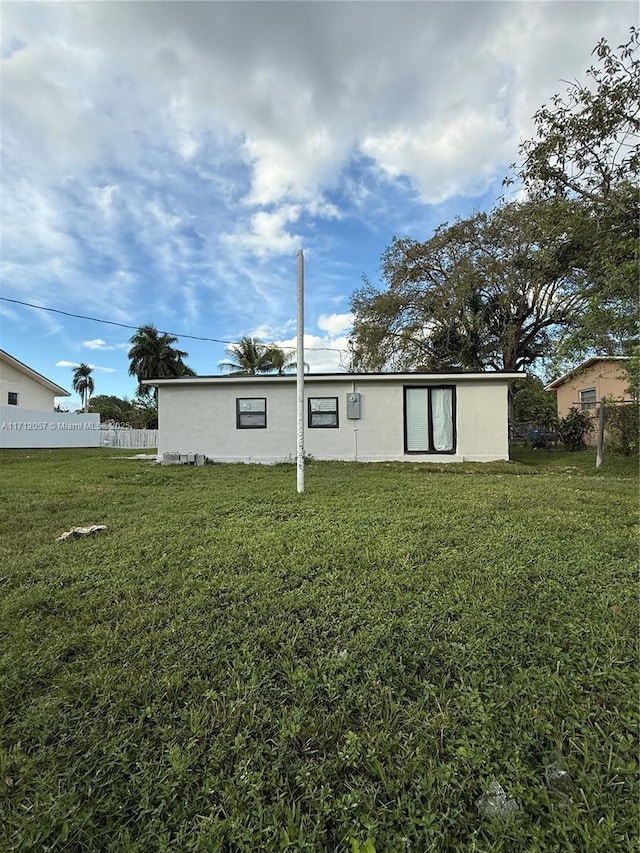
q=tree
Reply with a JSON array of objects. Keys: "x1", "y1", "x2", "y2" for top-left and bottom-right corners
[
  {"x1": 88, "y1": 394, "x2": 134, "y2": 423},
  {"x1": 350, "y1": 198, "x2": 586, "y2": 375},
  {"x1": 513, "y1": 28, "x2": 639, "y2": 358},
  {"x1": 128, "y1": 325, "x2": 195, "y2": 398},
  {"x1": 128, "y1": 396, "x2": 158, "y2": 430},
  {"x1": 219, "y1": 337, "x2": 297, "y2": 375},
  {"x1": 72, "y1": 363, "x2": 94, "y2": 413},
  {"x1": 512, "y1": 375, "x2": 557, "y2": 427},
  {"x1": 516, "y1": 28, "x2": 639, "y2": 202},
  {"x1": 623, "y1": 344, "x2": 640, "y2": 401}
]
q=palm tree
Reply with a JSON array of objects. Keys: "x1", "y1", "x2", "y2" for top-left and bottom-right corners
[
  {"x1": 219, "y1": 337, "x2": 303, "y2": 375},
  {"x1": 72, "y1": 363, "x2": 94, "y2": 413},
  {"x1": 128, "y1": 324, "x2": 195, "y2": 398},
  {"x1": 219, "y1": 336, "x2": 272, "y2": 375},
  {"x1": 262, "y1": 344, "x2": 297, "y2": 375}
]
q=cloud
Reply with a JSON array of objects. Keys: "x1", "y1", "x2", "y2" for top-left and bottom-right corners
[
  {"x1": 4, "y1": 2, "x2": 632, "y2": 218},
  {"x1": 273, "y1": 333, "x2": 352, "y2": 374},
  {"x1": 83, "y1": 339, "x2": 129, "y2": 351},
  {"x1": 223, "y1": 205, "x2": 302, "y2": 257},
  {"x1": 2, "y1": 0, "x2": 635, "y2": 380},
  {"x1": 56, "y1": 359, "x2": 116, "y2": 373},
  {"x1": 317, "y1": 313, "x2": 353, "y2": 336}
]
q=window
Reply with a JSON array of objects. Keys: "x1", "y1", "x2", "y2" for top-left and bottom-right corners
[
  {"x1": 7, "y1": 392, "x2": 18, "y2": 406},
  {"x1": 404, "y1": 386, "x2": 456, "y2": 453},
  {"x1": 308, "y1": 397, "x2": 339, "y2": 428},
  {"x1": 236, "y1": 397, "x2": 266, "y2": 429},
  {"x1": 579, "y1": 388, "x2": 596, "y2": 411}
]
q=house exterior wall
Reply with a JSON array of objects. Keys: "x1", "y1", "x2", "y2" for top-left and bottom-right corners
[
  {"x1": 554, "y1": 361, "x2": 629, "y2": 418},
  {"x1": 157, "y1": 378, "x2": 510, "y2": 463},
  {"x1": 0, "y1": 360, "x2": 59, "y2": 410}
]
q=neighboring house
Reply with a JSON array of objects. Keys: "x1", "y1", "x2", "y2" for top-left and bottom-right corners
[
  {"x1": 545, "y1": 357, "x2": 630, "y2": 417},
  {"x1": 0, "y1": 349, "x2": 69, "y2": 409},
  {"x1": 0, "y1": 350, "x2": 101, "y2": 448},
  {"x1": 145, "y1": 371, "x2": 523, "y2": 464},
  {"x1": 545, "y1": 356, "x2": 631, "y2": 447}
]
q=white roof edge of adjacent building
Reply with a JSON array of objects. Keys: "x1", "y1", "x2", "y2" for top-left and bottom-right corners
[
  {"x1": 0, "y1": 348, "x2": 70, "y2": 396},
  {"x1": 142, "y1": 371, "x2": 525, "y2": 387},
  {"x1": 545, "y1": 356, "x2": 630, "y2": 391}
]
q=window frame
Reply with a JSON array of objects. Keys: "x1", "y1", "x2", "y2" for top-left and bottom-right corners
[
  {"x1": 7, "y1": 391, "x2": 18, "y2": 406},
  {"x1": 308, "y1": 396, "x2": 339, "y2": 429},
  {"x1": 579, "y1": 388, "x2": 597, "y2": 411},
  {"x1": 403, "y1": 385, "x2": 457, "y2": 455},
  {"x1": 236, "y1": 397, "x2": 267, "y2": 429}
]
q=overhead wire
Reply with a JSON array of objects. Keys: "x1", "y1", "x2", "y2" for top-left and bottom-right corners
[{"x1": 0, "y1": 296, "x2": 347, "y2": 354}]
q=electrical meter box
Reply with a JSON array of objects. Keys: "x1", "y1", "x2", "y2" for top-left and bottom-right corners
[{"x1": 346, "y1": 392, "x2": 361, "y2": 419}]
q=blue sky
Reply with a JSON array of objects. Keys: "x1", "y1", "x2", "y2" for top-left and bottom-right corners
[{"x1": 1, "y1": 1, "x2": 635, "y2": 409}]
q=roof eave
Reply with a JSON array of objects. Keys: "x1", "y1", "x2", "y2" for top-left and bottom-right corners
[
  {"x1": 545, "y1": 356, "x2": 630, "y2": 390},
  {"x1": 0, "y1": 349, "x2": 70, "y2": 396}
]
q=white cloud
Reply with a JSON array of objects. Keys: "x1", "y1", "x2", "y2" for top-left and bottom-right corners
[
  {"x1": 223, "y1": 205, "x2": 302, "y2": 257},
  {"x1": 1, "y1": 0, "x2": 635, "y2": 378},
  {"x1": 361, "y1": 109, "x2": 512, "y2": 204},
  {"x1": 82, "y1": 338, "x2": 129, "y2": 351},
  {"x1": 247, "y1": 320, "x2": 297, "y2": 343},
  {"x1": 317, "y1": 312, "x2": 353, "y2": 336},
  {"x1": 274, "y1": 333, "x2": 352, "y2": 374},
  {"x1": 55, "y1": 359, "x2": 116, "y2": 373},
  {"x1": 91, "y1": 185, "x2": 119, "y2": 216},
  {"x1": 5, "y1": 1, "x2": 632, "y2": 219}
]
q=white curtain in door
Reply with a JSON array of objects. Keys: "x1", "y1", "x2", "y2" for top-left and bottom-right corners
[{"x1": 430, "y1": 388, "x2": 453, "y2": 451}]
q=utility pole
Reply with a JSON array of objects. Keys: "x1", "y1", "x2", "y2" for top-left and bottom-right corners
[{"x1": 296, "y1": 249, "x2": 305, "y2": 494}]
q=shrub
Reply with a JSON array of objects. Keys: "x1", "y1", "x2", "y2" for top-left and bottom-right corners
[
  {"x1": 556, "y1": 407, "x2": 594, "y2": 451},
  {"x1": 605, "y1": 401, "x2": 639, "y2": 455}
]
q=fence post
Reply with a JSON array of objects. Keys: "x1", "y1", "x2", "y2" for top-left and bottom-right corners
[{"x1": 595, "y1": 397, "x2": 606, "y2": 469}]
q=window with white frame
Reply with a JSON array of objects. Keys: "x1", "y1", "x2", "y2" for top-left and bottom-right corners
[
  {"x1": 404, "y1": 386, "x2": 456, "y2": 453},
  {"x1": 236, "y1": 397, "x2": 266, "y2": 429},
  {"x1": 308, "y1": 397, "x2": 339, "y2": 428},
  {"x1": 579, "y1": 388, "x2": 597, "y2": 410}
]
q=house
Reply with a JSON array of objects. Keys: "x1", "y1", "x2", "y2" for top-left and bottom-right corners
[
  {"x1": 545, "y1": 357, "x2": 630, "y2": 417},
  {"x1": 0, "y1": 348, "x2": 70, "y2": 410},
  {"x1": 545, "y1": 356, "x2": 631, "y2": 447},
  {"x1": 145, "y1": 371, "x2": 523, "y2": 464},
  {"x1": 0, "y1": 350, "x2": 100, "y2": 448}
]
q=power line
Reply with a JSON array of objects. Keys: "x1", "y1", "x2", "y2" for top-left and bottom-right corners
[{"x1": 0, "y1": 296, "x2": 347, "y2": 354}]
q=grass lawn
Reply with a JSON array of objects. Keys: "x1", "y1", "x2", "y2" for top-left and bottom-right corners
[{"x1": 0, "y1": 448, "x2": 637, "y2": 851}]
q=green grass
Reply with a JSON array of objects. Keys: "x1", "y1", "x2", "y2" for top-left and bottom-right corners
[{"x1": 0, "y1": 448, "x2": 637, "y2": 852}]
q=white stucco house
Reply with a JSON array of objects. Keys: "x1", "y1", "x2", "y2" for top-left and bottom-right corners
[
  {"x1": 0, "y1": 349, "x2": 70, "y2": 410},
  {"x1": 0, "y1": 350, "x2": 101, "y2": 448},
  {"x1": 146, "y1": 371, "x2": 523, "y2": 464}
]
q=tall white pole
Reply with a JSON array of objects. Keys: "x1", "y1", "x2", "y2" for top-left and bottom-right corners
[
  {"x1": 595, "y1": 397, "x2": 605, "y2": 469},
  {"x1": 296, "y1": 249, "x2": 305, "y2": 494}
]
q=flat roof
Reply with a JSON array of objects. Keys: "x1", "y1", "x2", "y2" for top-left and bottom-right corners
[{"x1": 143, "y1": 370, "x2": 524, "y2": 386}]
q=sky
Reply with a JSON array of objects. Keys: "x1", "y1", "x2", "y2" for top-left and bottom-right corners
[{"x1": 1, "y1": 0, "x2": 636, "y2": 409}]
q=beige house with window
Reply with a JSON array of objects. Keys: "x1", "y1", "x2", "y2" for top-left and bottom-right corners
[
  {"x1": 545, "y1": 357, "x2": 630, "y2": 417},
  {"x1": 146, "y1": 371, "x2": 523, "y2": 464},
  {"x1": 0, "y1": 349, "x2": 69, "y2": 410}
]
